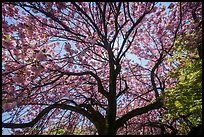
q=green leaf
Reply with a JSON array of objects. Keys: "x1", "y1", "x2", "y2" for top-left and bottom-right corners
[{"x1": 174, "y1": 100, "x2": 183, "y2": 108}]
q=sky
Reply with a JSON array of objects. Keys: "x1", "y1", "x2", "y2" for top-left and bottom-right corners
[{"x1": 2, "y1": 2, "x2": 172, "y2": 135}]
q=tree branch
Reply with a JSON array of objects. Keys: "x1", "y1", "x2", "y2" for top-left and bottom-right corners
[
  {"x1": 2, "y1": 103, "x2": 89, "y2": 128},
  {"x1": 143, "y1": 121, "x2": 178, "y2": 135},
  {"x1": 16, "y1": 2, "x2": 86, "y2": 38},
  {"x1": 71, "y1": 2, "x2": 104, "y2": 42},
  {"x1": 50, "y1": 70, "x2": 108, "y2": 98},
  {"x1": 116, "y1": 79, "x2": 129, "y2": 98},
  {"x1": 117, "y1": 4, "x2": 154, "y2": 62},
  {"x1": 115, "y1": 101, "x2": 162, "y2": 130},
  {"x1": 150, "y1": 54, "x2": 163, "y2": 99}
]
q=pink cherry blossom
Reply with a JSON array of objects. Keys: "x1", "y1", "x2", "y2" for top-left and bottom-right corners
[
  {"x1": 2, "y1": 2, "x2": 202, "y2": 135},
  {"x1": 3, "y1": 102, "x2": 17, "y2": 111},
  {"x1": 64, "y1": 43, "x2": 71, "y2": 52},
  {"x1": 35, "y1": 51, "x2": 47, "y2": 61}
]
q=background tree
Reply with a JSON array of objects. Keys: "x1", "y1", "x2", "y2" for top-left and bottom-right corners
[
  {"x1": 2, "y1": 2, "x2": 202, "y2": 135},
  {"x1": 161, "y1": 25, "x2": 202, "y2": 135}
]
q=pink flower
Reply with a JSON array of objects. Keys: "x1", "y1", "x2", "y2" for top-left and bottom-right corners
[
  {"x1": 23, "y1": 79, "x2": 30, "y2": 86},
  {"x1": 168, "y1": 3, "x2": 174, "y2": 9},
  {"x1": 31, "y1": 65, "x2": 43, "y2": 74},
  {"x1": 91, "y1": 38, "x2": 97, "y2": 45},
  {"x1": 3, "y1": 102, "x2": 16, "y2": 111},
  {"x1": 156, "y1": 11, "x2": 161, "y2": 16},
  {"x1": 36, "y1": 52, "x2": 47, "y2": 61},
  {"x1": 14, "y1": 75, "x2": 25, "y2": 83},
  {"x1": 166, "y1": 25, "x2": 173, "y2": 30},
  {"x1": 153, "y1": 7, "x2": 158, "y2": 13},
  {"x1": 64, "y1": 43, "x2": 71, "y2": 52}
]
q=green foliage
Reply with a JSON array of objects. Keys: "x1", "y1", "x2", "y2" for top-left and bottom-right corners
[
  {"x1": 163, "y1": 29, "x2": 202, "y2": 134},
  {"x1": 41, "y1": 125, "x2": 93, "y2": 135},
  {"x1": 51, "y1": 128, "x2": 66, "y2": 135}
]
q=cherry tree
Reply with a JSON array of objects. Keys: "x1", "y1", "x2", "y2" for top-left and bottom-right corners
[{"x1": 2, "y1": 2, "x2": 202, "y2": 135}]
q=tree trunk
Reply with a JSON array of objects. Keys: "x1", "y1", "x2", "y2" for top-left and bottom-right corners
[{"x1": 96, "y1": 119, "x2": 117, "y2": 135}]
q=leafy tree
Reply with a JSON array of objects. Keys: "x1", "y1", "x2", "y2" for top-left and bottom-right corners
[
  {"x1": 162, "y1": 27, "x2": 202, "y2": 135},
  {"x1": 2, "y1": 2, "x2": 202, "y2": 135}
]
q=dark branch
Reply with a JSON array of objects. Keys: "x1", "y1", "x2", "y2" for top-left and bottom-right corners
[
  {"x1": 117, "y1": 3, "x2": 155, "y2": 62},
  {"x1": 50, "y1": 70, "x2": 108, "y2": 98},
  {"x1": 150, "y1": 54, "x2": 163, "y2": 99},
  {"x1": 115, "y1": 101, "x2": 162, "y2": 129},
  {"x1": 117, "y1": 79, "x2": 129, "y2": 98},
  {"x1": 2, "y1": 103, "x2": 90, "y2": 128},
  {"x1": 143, "y1": 121, "x2": 178, "y2": 135},
  {"x1": 71, "y1": 2, "x2": 104, "y2": 42}
]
